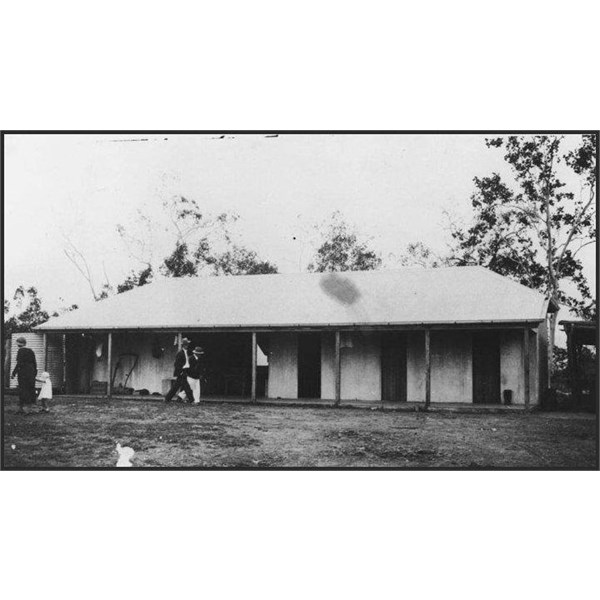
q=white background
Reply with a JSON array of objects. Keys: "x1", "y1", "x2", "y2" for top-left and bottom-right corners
[{"x1": 1, "y1": 2, "x2": 598, "y2": 600}]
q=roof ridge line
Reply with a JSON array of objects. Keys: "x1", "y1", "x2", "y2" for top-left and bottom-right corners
[{"x1": 475, "y1": 266, "x2": 548, "y2": 297}]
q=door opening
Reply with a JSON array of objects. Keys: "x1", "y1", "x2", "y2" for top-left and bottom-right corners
[
  {"x1": 297, "y1": 333, "x2": 321, "y2": 398},
  {"x1": 381, "y1": 332, "x2": 407, "y2": 402},
  {"x1": 472, "y1": 331, "x2": 501, "y2": 404}
]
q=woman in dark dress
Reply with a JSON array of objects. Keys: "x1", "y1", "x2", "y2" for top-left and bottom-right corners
[{"x1": 11, "y1": 337, "x2": 37, "y2": 414}]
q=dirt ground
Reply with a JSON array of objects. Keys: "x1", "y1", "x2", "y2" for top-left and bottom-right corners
[{"x1": 2, "y1": 396, "x2": 597, "y2": 469}]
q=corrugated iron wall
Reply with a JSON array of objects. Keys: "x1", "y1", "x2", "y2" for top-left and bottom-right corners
[
  {"x1": 9, "y1": 332, "x2": 64, "y2": 390},
  {"x1": 47, "y1": 334, "x2": 66, "y2": 391}
]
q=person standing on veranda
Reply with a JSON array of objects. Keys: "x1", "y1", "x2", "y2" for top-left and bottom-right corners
[{"x1": 179, "y1": 346, "x2": 204, "y2": 404}]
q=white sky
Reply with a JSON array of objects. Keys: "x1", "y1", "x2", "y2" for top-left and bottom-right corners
[{"x1": 4, "y1": 133, "x2": 595, "y2": 321}]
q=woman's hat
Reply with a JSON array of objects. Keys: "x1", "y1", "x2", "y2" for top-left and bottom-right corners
[{"x1": 192, "y1": 346, "x2": 204, "y2": 355}]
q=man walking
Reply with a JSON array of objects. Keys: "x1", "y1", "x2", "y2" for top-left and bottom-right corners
[
  {"x1": 11, "y1": 336, "x2": 37, "y2": 414},
  {"x1": 176, "y1": 345, "x2": 204, "y2": 403},
  {"x1": 164, "y1": 336, "x2": 195, "y2": 403}
]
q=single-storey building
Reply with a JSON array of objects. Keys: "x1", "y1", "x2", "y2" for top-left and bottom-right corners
[
  {"x1": 7, "y1": 331, "x2": 65, "y2": 392},
  {"x1": 33, "y1": 267, "x2": 558, "y2": 407}
]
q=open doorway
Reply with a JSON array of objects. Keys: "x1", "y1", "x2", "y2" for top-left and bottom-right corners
[
  {"x1": 256, "y1": 334, "x2": 269, "y2": 398},
  {"x1": 472, "y1": 331, "x2": 501, "y2": 404},
  {"x1": 381, "y1": 332, "x2": 407, "y2": 402},
  {"x1": 65, "y1": 333, "x2": 95, "y2": 394},
  {"x1": 180, "y1": 332, "x2": 270, "y2": 399},
  {"x1": 298, "y1": 332, "x2": 321, "y2": 398},
  {"x1": 188, "y1": 332, "x2": 251, "y2": 397}
]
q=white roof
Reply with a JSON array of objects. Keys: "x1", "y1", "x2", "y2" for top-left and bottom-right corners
[{"x1": 36, "y1": 267, "x2": 553, "y2": 331}]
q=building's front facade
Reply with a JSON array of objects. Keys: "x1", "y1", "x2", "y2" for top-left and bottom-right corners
[{"x1": 33, "y1": 267, "x2": 557, "y2": 407}]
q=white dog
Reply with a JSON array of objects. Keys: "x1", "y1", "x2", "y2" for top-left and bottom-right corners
[{"x1": 116, "y1": 442, "x2": 135, "y2": 467}]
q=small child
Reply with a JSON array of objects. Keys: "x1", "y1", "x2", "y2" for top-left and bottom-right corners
[{"x1": 36, "y1": 371, "x2": 53, "y2": 413}]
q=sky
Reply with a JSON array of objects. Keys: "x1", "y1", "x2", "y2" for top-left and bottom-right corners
[{"x1": 4, "y1": 133, "x2": 595, "y2": 324}]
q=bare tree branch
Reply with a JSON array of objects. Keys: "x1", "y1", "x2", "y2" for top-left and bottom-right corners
[
  {"x1": 570, "y1": 239, "x2": 596, "y2": 259},
  {"x1": 102, "y1": 261, "x2": 111, "y2": 289},
  {"x1": 63, "y1": 236, "x2": 99, "y2": 300},
  {"x1": 556, "y1": 185, "x2": 595, "y2": 276}
]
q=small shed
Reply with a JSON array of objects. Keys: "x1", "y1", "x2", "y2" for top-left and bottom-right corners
[
  {"x1": 8, "y1": 332, "x2": 65, "y2": 391},
  {"x1": 34, "y1": 267, "x2": 558, "y2": 407},
  {"x1": 559, "y1": 320, "x2": 597, "y2": 408}
]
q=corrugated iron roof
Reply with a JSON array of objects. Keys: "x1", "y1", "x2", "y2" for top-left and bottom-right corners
[{"x1": 36, "y1": 267, "x2": 553, "y2": 331}]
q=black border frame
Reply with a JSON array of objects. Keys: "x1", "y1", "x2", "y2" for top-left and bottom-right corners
[{"x1": 1, "y1": 130, "x2": 598, "y2": 472}]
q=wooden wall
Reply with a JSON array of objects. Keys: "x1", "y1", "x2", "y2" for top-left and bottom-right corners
[
  {"x1": 407, "y1": 331, "x2": 473, "y2": 403},
  {"x1": 267, "y1": 332, "x2": 298, "y2": 399},
  {"x1": 321, "y1": 332, "x2": 381, "y2": 401},
  {"x1": 74, "y1": 325, "x2": 544, "y2": 404}
]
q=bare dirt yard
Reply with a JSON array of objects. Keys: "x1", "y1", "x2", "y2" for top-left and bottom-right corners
[{"x1": 2, "y1": 396, "x2": 597, "y2": 469}]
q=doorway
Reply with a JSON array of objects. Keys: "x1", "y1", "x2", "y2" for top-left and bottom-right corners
[
  {"x1": 381, "y1": 332, "x2": 407, "y2": 402},
  {"x1": 472, "y1": 331, "x2": 501, "y2": 404},
  {"x1": 188, "y1": 333, "x2": 252, "y2": 397},
  {"x1": 297, "y1": 333, "x2": 321, "y2": 398},
  {"x1": 65, "y1": 333, "x2": 95, "y2": 394}
]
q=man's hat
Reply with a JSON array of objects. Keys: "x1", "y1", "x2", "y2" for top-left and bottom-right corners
[
  {"x1": 181, "y1": 337, "x2": 191, "y2": 346},
  {"x1": 192, "y1": 346, "x2": 204, "y2": 355},
  {"x1": 16, "y1": 336, "x2": 27, "y2": 346}
]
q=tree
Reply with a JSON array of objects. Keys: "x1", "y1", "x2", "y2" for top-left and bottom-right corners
[
  {"x1": 118, "y1": 195, "x2": 279, "y2": 284},
  {"x1": 63, "y1": 236, "x2": 106, "y2": 301},
  {"x1": 3, "y1": 286, "x2": 77, "y2": 338},
  {"x1": 448, "y1": 173, "x2": 549, "y2": 288},
  {"x1": 449, "y1": 134, "x2": 597, "y2": 367},
  {"x1": 117, "y1": 195, "x2": 240, "y2": 280},
  {"x1": 4, "y1": 286, "x2": 50, "y2": 336},
  {"x1": 63, "y1": 195, "x2": 280, "y2": 299},
  {"x1": 394, "y1": 241, "x2": 449, "y2": 268},
  {"x1": 160, "y1": 241, "x2": 199, "y2": 277},
  {"x1": 158, "y1": 240, "x2": 278, "y2": 278},
  {"x1": 307, "y1": 211, "x2": 382, "y2": 272},
  {"x1": 201, "y1": 245, "x2": 278, "y2": 276},
  {"x1": 116, "y1": 265, "x2": 154, "y2": 294}
]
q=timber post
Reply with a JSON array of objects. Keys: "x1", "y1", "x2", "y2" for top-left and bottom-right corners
[
  {"x1": 424, "y1": 329, "x2": 431, "y2": 410},
  {"x1": 523, "y1": 328, "x2": 530, "y2": 409},
  {"x1": 62, "y1": 334, "x2": 67, "y2": 393},
  {"x1": 566, "y1": 325, "x2": 579, "y2": 406},
  {"x1": 574, "y1": 337, "x2": 582, "y2": 405},
  {"x1": 43, "y1": 332, "x2": 48, "y2": 371},
  {"x1": 251, "y1": 332, "x2": 257, "y2": 402},
  {"x1": 334, "y1": 330, "x2": 341, "y2": 406},
  {"x1": 107, "y1": 331, "x2": 113, "y2": 399}
]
